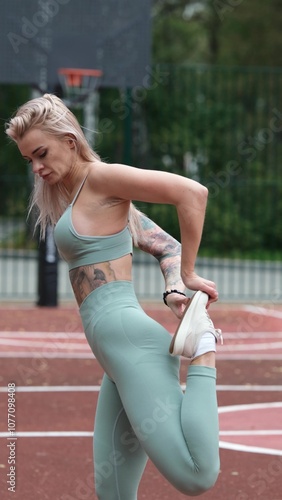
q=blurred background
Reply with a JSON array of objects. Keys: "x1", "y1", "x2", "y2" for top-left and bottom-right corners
[{"x1": 0, "y1": 0, "x2": 282, "y2": 304}]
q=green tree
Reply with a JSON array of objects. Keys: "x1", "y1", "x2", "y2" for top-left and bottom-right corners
[
  {"x1": 217, "y1": 0, "x2": 282, "y2": 67},
  {"x1": 152, "y1": 0, "x2": 282, "y2": 67},
  {"x1": 0, "y1": 84, "x2": 31, "y2": 217}
]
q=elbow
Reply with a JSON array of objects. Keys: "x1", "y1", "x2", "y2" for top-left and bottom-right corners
[
  {"x1": 198, "y1": 183, "x2": 208, "y2": 199},
  {"x1": 194, "y1": 183, "x2": 208, "y2": 210},
  {"x1": 177, "y1": 180, "x2": 208, "y2": 212}
]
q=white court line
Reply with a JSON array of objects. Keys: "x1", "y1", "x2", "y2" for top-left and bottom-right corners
[
  {"x1": 1, "y1": 352, "x2": 282, "y2": 360},
  {"x1": 220, "y1": 430, "x2": 282, "y2": 436},
  {"x1": 219, "y1": 401, "x2": 282, "y2": 413},
  {"x1": 219, "y1": 441, "x2": 282, "y2": 456},
  {"x1": 1, "y1": 431, "x2": 281, "y2": 439},
  {"x1": 216, "y1": 385, "x2": 282, "y2": 391},
  {"x1": 0, "y1": 339, "x2": 282, "y2": 357},
  {"x1": 219, "y1": 342, "x2": 282, "y2": 351},
  {"x1": 243, "y1": 305, "x2": 282, "y2": 319},
  {"x1": 218, "y1": 402, "x2": 282, "y2": 456},
  {"x1": 0, "y1": 332, "x2": 84, "y2": 338},
  {"x1": 1, "y1": 331, "x2": 282, "y2": 345},
  {"x1": 0, "y1": 385, "x2": 101, "y2": 393},
  {"x1": 0, "y1": 429, "x2": 281, "y2": 437},
  {"x1": 1, "y1": 331, "x2": 282, "y2": 339},
  {"x1": 0, "y1": 339, "x2": 90, "y2": 349},
  {"x1": 1, "y1": 339, "x2": 280, "y2": 350},
  {"x1": 223, "y1": 332, "x2": 282, "y2": 338},
  {"x1": 0, "y1": 394, "x2": 281, "y2": 456},
  {"x1": 0, "y1": 385, "x2": 282, "y2": 393},
  {"x1": 0, "y1": 431, "x2": 92, "y2": 438},
  {"x1": 214, "y1": 354, "x2": 282, "y2": 360},
  {"x1": 0, "y1": 433, "x2": 281, "y2": 458},
  {"x1": 1, "y1": 338, "x2": 282, "y2": 351},
  {"x1": 0, "y1": 352, "x2": 94, "y2": 359}
]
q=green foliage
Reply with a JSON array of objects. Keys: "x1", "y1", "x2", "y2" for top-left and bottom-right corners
[
  {"x1": 152, "y1": 0, "x2": 282, "y2": 67},
  {"x1": 97, "y1": 88, "x2": 126, "y2": 162},
  {"x1": 136, "y1": 202, "x2": 180, "y2": 242},
  {"x1": 217, "y1": 0, "x2": 282, "y2": 67},
  {"x1": 0, "y1": 84, "x2": 30, "y2": 175},
  {"x1": 202, "y1": 177, "x2": 282, "y2": 258},
  {"x1": 1, "y1": 1, "x2": 282, "y2": 256},
  {"x1": 152, "y1": 13, "x2": 208, "y2": 64},
  {"x1": 136, "y1": 64, "x2": 282, "y2": 257}
]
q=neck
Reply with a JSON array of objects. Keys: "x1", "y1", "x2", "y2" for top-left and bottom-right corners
[{"x1": 63, "y1": 162, "x2": 89, "y2": 201}]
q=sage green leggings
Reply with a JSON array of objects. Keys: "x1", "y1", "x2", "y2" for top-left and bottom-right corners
[{"x1": 80, "y1": 281, "x2": 220, "y2": 499}]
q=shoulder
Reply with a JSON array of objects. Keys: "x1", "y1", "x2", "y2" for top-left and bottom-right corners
[
  {"x1": 86, "y1": 160, "x2": 137, "y2": 197},
  {"x1": 87, "y1": 161, "x2": 118, "y2": 186},
  {"x1": 85, "y1": 161, "x2": 129, "y2": 203}
]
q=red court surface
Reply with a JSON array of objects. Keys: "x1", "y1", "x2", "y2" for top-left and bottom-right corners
[{"x1": 0, "y1": 302, "x2": 282, "y2": 500}]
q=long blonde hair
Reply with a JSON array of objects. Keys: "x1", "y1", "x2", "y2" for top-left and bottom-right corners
[{"x1": 5, "y1": 93, "x2": 142, "y2": 243}]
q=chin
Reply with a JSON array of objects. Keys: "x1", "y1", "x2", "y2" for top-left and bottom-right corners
[{"x1": 44, "y1": 175, "x2": 56, "y2": 184}]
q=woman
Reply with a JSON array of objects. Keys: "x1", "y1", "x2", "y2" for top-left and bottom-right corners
[{"x1": 6, "y1": 93, "x2": 222, "y2": 499}]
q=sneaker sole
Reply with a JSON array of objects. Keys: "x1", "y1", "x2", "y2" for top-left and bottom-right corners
[{"x1": 169, "y1": 291, "x2": 208, "y2": 356}]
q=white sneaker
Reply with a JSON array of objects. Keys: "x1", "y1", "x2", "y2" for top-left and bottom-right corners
[{"x1": 169, "y1": 291, "x2": 223, "y2": 358}]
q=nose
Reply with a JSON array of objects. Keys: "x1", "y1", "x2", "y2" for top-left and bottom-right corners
[{"x1": 32, "y1": 160, "x2": 44, "y2": 175}]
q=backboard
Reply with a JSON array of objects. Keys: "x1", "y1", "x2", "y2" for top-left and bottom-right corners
[{"x1": 0, "y1": 0, "x2": 152, "y2": 91}]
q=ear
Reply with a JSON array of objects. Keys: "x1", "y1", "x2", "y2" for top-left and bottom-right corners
[{"x1": 65, "y1": 134, "x2": 76, "y2": 149}]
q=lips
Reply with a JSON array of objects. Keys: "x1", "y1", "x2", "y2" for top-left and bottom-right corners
[{"x1": 41, "y1": 173, "x2": 51, "y2": 180}]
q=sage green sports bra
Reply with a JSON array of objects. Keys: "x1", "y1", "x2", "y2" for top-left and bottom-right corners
[{"x1": 54, "y1": 177, "x2": 133, "y2": 270}]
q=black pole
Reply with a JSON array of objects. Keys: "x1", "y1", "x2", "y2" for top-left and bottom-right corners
[
  {"x1": 123, "y1": 88, "x2": 133, "y2": 165},
  {"x1": 37, "y1": 225, "x2": 58, "y2": 307}
]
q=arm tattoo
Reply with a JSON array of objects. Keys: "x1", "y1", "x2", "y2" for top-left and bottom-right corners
[{"x1": 135, "y1": 214, "x2": 185, "y2": 291}]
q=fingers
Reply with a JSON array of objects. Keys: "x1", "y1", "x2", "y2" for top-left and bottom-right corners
[
  {"x1": 166, "y1": 295, "x2": 189, "y2": 319},
  {"x1": 165, "y1": 273, "x2": 219, "y2": 318},
  {"x1": 183, "y1": 274, "x2": 219, "y2": 304}
]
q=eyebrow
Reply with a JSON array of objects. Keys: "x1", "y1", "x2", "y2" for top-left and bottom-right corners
[
  {"x1": 22, "y1": 145, "x2": 45, "y2": 160},
  {"x1": 32, "y1": 146, "x2": 44, "y2": 154}
]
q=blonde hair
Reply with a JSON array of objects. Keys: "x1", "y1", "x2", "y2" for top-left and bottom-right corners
[{"x1": 5, "y1": 93, "x2": 142, "y2": 243}]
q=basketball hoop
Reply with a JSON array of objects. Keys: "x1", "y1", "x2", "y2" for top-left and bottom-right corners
[
  {"x1": 57, "y1": 68, "x2": 103, "y2": 146},
  {"x1": 58, "y1": 67, "x2": 103, "y2": 106}
]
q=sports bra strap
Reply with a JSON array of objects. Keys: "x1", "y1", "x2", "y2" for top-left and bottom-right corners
[{"x1": 70, "y1": 174, "x2": 88, "y2": 206}]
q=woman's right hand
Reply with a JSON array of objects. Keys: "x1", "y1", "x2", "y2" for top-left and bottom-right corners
[{"x1": 181, "y1": 271, "x2": 219, "y2": 305}]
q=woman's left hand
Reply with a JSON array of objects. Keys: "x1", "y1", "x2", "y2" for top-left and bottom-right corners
[{"x1": 165, "y1": 293, "x2": 190, "y2": 319}]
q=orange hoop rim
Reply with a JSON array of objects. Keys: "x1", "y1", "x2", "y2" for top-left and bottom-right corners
[
  {"x1": 58, "y1": 68, "x2": 103, "y2": 78},
  {"x1": 58, "y1": 68, "x2": 103, "y2": 88}
]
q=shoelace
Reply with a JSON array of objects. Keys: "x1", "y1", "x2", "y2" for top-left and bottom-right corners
[
  {"x1": 215, "y1": 328, "x2": 223, "y2": 345},
  {"x1": 205, "y1": 309, "x2": 223, "y2": 345}
]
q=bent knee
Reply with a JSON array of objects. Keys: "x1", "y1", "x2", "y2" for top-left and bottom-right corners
[{"x1": 178, "y1": 464, "x2": 220, "y2": 497}]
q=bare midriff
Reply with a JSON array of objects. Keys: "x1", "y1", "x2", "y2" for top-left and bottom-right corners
[{"x1": 69, "y1": 254, "x2": 132, "y2": 306}]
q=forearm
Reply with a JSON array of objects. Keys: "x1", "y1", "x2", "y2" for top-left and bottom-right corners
[
  {"x1": 135, "y1": 213, "x2": 185, "y2": 292},
  {"x1": 176, "y1": 184, "x2": 208, "y2": 283},
  {"x1": 157, "y1": 245, "x2": 185, "y2": 292}
]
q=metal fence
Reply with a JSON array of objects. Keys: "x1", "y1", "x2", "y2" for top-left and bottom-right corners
[
  {"x1": 1, "y1": 64, "x2": 282, "y2": 303},
  {"x1": 0, "y1": 247, "x2": 281, "y2": 303}
]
